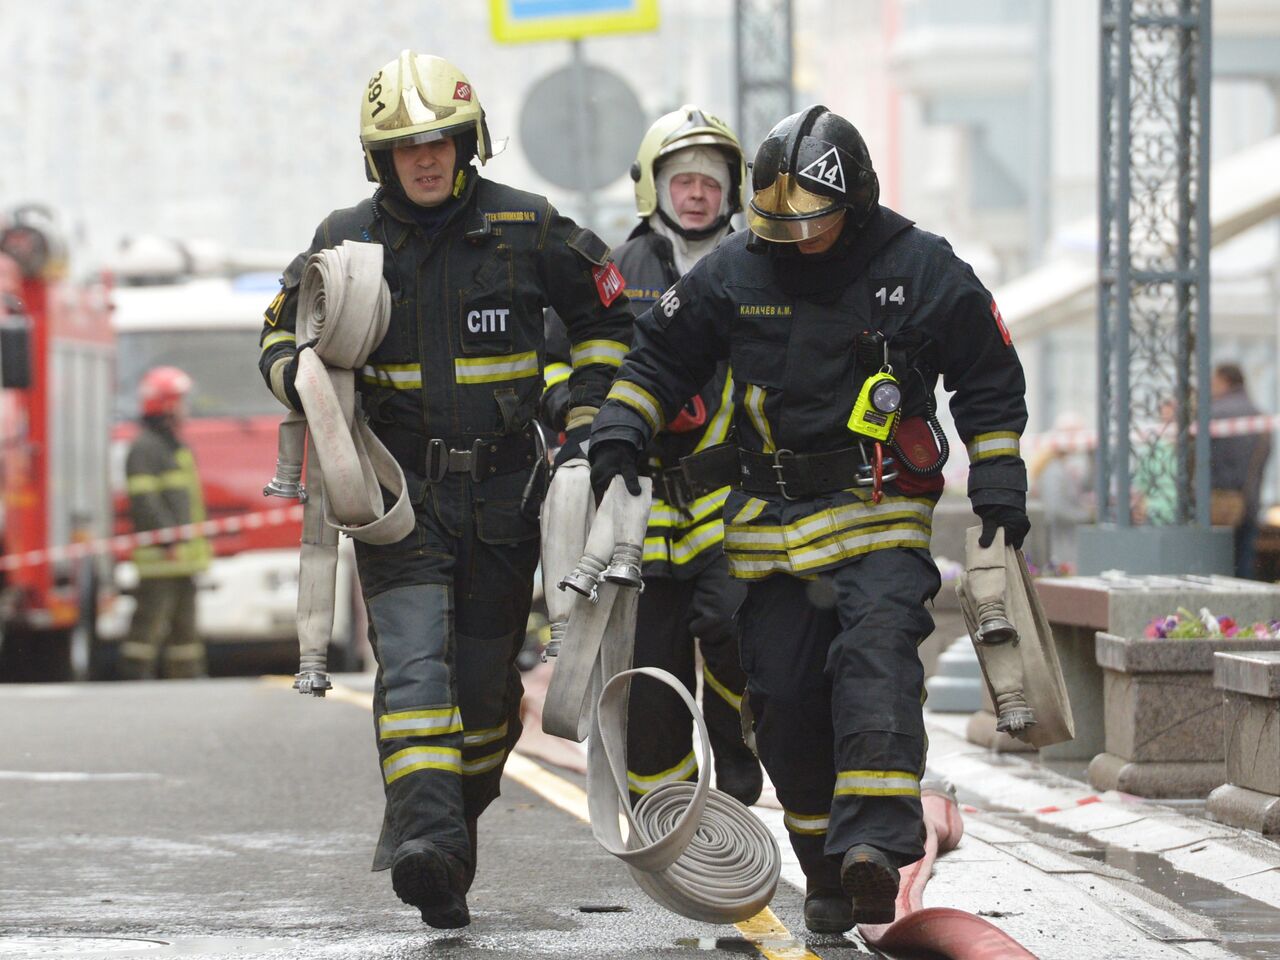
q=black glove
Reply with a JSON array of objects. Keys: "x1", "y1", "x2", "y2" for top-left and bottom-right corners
[
  {"x1": 588, "y1": 438, "x2": 642, "y2": 499},
  {"x1": 976, "y1": 503, "x2": 1030, "y2": 550},
  {"x1": 281, "y1": 337, "x2": 319, "y2": 411},
  {"x1": 553, "y1": 424, "x2": 590, "y2": 467}
]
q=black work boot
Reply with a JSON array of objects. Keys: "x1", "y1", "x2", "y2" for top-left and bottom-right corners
[
  {"x1": 713, "y1": 753, "x2": 763, "y2": 807},
  {"x1": 390, "y1": 838, "x2": 470, "y2": 929},
  {"x1": 803, "y1": 877, "x2": 855, "y2": 934},
  {"x1": 839, "y1": 844, "x2": 900, "y2": 925}
]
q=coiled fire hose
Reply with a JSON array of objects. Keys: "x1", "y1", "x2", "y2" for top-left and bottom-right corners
[
  {"x1": 541, "y1": 468, "x2": 781, "y2": 923},
  {"x1": 263, "y1": 240, "x2": 415, "y2": 696}
]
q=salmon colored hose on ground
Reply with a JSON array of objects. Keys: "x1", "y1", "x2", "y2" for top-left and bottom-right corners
[{"x1": 858, "y1": 787, "x2": 1039, "y2": 959}]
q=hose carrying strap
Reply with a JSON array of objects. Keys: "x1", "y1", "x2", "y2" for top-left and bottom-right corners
[
  {"x1": 270, "y1": 240, "x2": 415, "y2": 694},
  {"x1": 541, "y1": 474, "x2": 780, "y2": 922}
]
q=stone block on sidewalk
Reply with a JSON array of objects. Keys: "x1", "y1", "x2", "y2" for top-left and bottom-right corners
[{"x1": 1216, "y1": 650, "x2": 1280, "y2": 796}]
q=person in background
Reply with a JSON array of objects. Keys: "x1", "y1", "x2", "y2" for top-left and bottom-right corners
[
  {"x1": 1027, "y1": 411, "x2": 1093, "y2": 572},
  {"x1": 544, "y1": 105, "x2": 763, "y2": 807},
  {"x1": 1210, "y1": 362, "x2": 1272, "y2": 578},
  {"x1": 120, "y1": 366, "x2": 210, "y2": 680}
]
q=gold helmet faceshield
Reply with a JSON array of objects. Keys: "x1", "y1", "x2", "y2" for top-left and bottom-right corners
[{"x1": 747, "y1": 173, "x2": 845, "y2": 243}]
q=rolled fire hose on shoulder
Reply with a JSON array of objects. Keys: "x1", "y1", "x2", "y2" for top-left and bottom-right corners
[
  {"x1": 541, "y1": 474, "x2": 781, "y2": 923},
  {"x1": 264, "y1": 240, "x2": 415, "y2": 696}
]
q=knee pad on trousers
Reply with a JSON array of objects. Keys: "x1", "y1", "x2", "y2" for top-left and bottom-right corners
[{"x1": 368, "y1": 583, "x2": 453, "y2": 710}]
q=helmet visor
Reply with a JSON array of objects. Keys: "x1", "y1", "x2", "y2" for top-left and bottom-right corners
[
  {"x1": 368, "y1": 119, "x2": 472, "y2": 152},
  {"x1": 746, "y1": 172, "x2": 844, "y2": 242}
]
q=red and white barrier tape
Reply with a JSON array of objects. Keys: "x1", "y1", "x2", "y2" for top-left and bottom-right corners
[{"x1": 0, "y1": 504, "x2": 304, "y2": 573}]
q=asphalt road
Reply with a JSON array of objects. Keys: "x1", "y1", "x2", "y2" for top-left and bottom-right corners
[{"x1": 0, "y1": 678, "x2": 875, "y2": 960}]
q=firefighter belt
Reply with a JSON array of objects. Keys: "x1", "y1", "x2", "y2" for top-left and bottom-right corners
[{"x1": 955, "y1": 526, "x2": 1074, "y2": 748}]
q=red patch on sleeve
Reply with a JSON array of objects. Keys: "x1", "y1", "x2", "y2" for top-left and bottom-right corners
[
  {"x1": 991, "y1": 299, "x2": 1012, "y2": 346},
  {"x1": 592, "y1": 262, "x2": 625, "y2": 307},
  {"x1": 453, "y1": 81, "x2": 472, "y2": 102}
]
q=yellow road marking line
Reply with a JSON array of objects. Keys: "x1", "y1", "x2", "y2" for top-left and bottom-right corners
[{"x1": 265, "y1": 675, "x2": 824, "y2": 960}]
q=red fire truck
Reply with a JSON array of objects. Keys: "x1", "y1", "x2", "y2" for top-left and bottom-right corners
[{"x1": 0, "y1": 205, "x2": 116, "y2": 681}]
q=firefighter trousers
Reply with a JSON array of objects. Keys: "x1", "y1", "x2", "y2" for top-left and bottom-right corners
[
  {"x1": 625, "y1": 554, "x2": 758, "y2": 801},
  {"x1": 356, "y1": 472, "x2": 539, "y2": 878},
  {"x1": 119, "y1": 576, "x2": 204, "y2": 680},
  {"x1": 738, "y1": 546, "x2": 941, "y2": 882}
]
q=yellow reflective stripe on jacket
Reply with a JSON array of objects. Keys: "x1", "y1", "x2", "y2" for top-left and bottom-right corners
[
  {"x1": 126, "y1": 474, "x2": 163, "y2": 495},
  {"x1": 543, "y1": 361, "x2": 571, "y2": 391},
  {"x1": 261, "y1": 330, "x2": 296, "y2": 350},
  {"x1": 730, "y1": 497, "x2": 767, "y2": 525},
  {"x1": 607, "y1": 380, "x2": 663, "y2": 434},
  {"x1": 463, "y1": 721, "x2": 508, "y2": 748},
  {"x1": 378, "y1": 707, "x2": 463, "y2": 740},
  {"x1": 641, "y1": 517, "x2": 725, "y2": 567},
  {"x1": 966, "y1": 431, "x2": 1021, "y2": 461},
  {"x1": 570, "y1": 339, "x2": 628, "y2": 369},
  {"x1": 725, "y1": 497, "x2": 934, "y2": 579},
  {"x1": 743, "y1": 384, "x2": 776, "y2": 453},
  {"x1": 362, "y1": 363, "x2": 423, "y2": 390},
  {"x1": 648, "y1": 487, "x2": 730, "y2": 529},
  {"x1": 382, "y1": 745, "x2": 462, "y2": 784},
  {"x1": 453, "y1": 351, "x2": 539, "y2": 384},
  {"x1": 462, "y1": 748, "x2": 506, "y2": 776},
  {"x1": 783, "y1": 810, "x2": 829, "y2": 835},
  {"x1": 834, "y1": 769, "x2": 921, "y2": 797},
  {"x1": 627, "y1": 751, "x2": 698, "y2": 794},
  {"x1": 693, "y1": 374, "x2": 735, "y2": 452},
  {"x1": 702, "y1": 664, "x2": 742, "y2": 711}
]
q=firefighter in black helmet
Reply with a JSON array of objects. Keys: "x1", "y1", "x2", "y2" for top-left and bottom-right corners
[
  {"x1": 545, "y1": 105, "x2": 762, "y2": 808},
  {"x1": 589, "y1": 105, "x2": 1028, "y2": 932},
  {"x1": 256, "y1": 51, "x2": 632, "y2": 929}
]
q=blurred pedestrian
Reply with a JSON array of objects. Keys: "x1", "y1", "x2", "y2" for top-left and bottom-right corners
[
  {"x1": 256, "y1": 51, "x2": 631, "y2": 928},
  {"x1": 1210, "y1": 363, "x2": 1272, "y2": 578},
  {"x1": 544, "y1": 106, "x2": 763, "y2": 808},
  {"x1": 120, "y1": 366, "x2": 210, "y2": 680},
  {"x1": 1028, "y1": 411, "x2": 1093, "y2": 570}
]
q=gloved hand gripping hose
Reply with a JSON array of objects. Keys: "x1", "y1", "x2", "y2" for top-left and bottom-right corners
[{"x1": 263, "y1": 241, "x2": 415, "y2": 696}]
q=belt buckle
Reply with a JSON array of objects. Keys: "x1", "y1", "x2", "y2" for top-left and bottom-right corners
[
  {"x1": 772, "y1": 448, "x2": 799, "y2": 501},
  {"x1": 426, "y1": 438, "x2": 449, "y2": 483},
  {"x1": 444, "y1": 440, "x2": 484, "y2": 482}
]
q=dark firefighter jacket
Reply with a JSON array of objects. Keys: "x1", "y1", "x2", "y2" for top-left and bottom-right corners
[
  {"x1": 125, "y1": 418, "x2": 211, "y2": 578},
  {"x1": 257, "y1": 176, "x2": 633, "y2": 505},
  {"x1": 592, "y1": 205, "x2": 1028, "y2": 580},
  {"x1": 547, "y1": 224, "x2": 734, "y2": 578}
]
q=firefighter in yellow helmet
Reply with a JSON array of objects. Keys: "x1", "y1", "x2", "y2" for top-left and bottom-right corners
[
  {"x1": 590, "y1": 105, "x2": 1029, "y2": 932},
  {"x1": 545, "y1": 105, "x2": 762, "y2": 809},
  {"x1": 257, "y1": 51, "x2": 632, "y2": 928}
]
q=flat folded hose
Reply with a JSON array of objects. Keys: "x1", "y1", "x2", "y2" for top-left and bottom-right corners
[
  {"x1": 542, "y1": 475, "x2": 781, "y2": 923},
  {"x1": 267, "y1": 240, "x2": 415, "y2": 694}
]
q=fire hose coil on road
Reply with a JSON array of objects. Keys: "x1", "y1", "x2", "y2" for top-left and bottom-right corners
[
  {"x1": 540, "y1": 467, "x2": 781, "y2": 924},
  {"x1": 268, "y1": 240, "x2": 415, "y2": 694}
]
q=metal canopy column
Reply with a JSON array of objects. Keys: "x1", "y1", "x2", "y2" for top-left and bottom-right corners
[
  {"x1": 734, "y1": 0, "x2": 793, "y2": 157},
  {"x1": 1080, "y1": 0, "x2": 1231, "y2": 574}
]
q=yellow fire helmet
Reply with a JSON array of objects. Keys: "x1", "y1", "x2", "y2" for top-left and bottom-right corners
[
  {"x1": 747, "y1": 105, "x2": 879, "y2": 244},
  {"x1": 630, "y1": 105, "x2": 745, "y2": 220},
  {"x1": 359, "y1": 50, "x2": 493, "y2": 184}
]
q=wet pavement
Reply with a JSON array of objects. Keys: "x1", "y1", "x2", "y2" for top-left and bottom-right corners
[{"x1": 3, "y1": 678, "x2": 1280, "y2": 959}]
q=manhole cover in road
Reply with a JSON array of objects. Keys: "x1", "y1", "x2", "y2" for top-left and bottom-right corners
[{"x1": 0, "y1": 937, "x2": 167, "y2": 956}]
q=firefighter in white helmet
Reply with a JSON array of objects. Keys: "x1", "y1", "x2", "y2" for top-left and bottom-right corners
[
  {"x1": 545, "y1": 105, "x2": 762, "y2": 808},
  {"x1": 257, "y1": 51, "x2": 632, "y2": 928}
]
